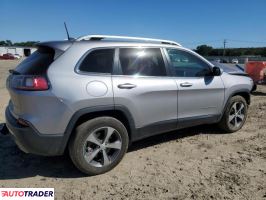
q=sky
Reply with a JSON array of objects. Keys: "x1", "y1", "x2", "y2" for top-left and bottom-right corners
[{"x1": 1, "y1": 0, "x2": 266, "y2": 49}]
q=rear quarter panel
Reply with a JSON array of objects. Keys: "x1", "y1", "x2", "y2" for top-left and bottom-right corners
[{"x1": 46, "y1": 43, "x2": 114, "y2": 134}]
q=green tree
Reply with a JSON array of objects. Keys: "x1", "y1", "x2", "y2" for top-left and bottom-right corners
[
  {"x1": 261, "y1": 48, "x2": 266, "y2": 57},
  {"x1": 0, "y1": 40, "x2": 7, "y2": 46},
  {"x1": 5, "y1": 40, "x2": 12, "y2": 46},
  {"x1": 13, "y1": 41, "x2": 39, "y2": 47},
  {"x1": 195, "y1": 45, "x2": 213, "y2": 56}
]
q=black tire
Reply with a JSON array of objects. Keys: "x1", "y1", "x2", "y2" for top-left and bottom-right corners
[
  {"x1": 69, "y1": 117, "x2": 129, "y2": 175},
  {"x1": 218, "y1": 95, "x2": 248, "y2": 133}
]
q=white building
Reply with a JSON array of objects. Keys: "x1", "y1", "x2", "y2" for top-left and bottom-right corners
[{"x1": 0, "y1": 46, "x2": 37, "y2": 57}]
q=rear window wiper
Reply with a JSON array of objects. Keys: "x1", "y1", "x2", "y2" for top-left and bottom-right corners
[{"x1": 9, "y1": 69, "x2": 21, "y2": 75}]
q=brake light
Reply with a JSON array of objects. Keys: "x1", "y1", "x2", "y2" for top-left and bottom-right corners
[
  {"x1": 11, "y1": 75, "x2": 49, "y2": 91},
  {"x1": 17, "y1": 118, "x2": 30, "y2": 127}
]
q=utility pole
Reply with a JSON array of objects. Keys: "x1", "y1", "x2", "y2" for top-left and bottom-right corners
[{"x1": 223, "y1": 39, "x2": 227, "y2": 57}]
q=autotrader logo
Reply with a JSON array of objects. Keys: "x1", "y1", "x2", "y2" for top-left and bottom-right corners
[{"x1": 0, "y1": 188, "x2": 54, "y2": 200}]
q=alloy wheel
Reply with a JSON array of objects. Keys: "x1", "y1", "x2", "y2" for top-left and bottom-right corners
[
  {"x1": 228, "y1": 102, "x2": 246, "y2": 128},
  {"x1": 83, "y1": 127, "x2": 122, "y2": 168}
]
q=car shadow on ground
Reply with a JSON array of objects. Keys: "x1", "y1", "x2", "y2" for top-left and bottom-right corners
[
  {"x1": 251, "y1": 91, "x2": 266, "y2": 96},
  {"x1": 128, "y1": 124, "x2": 222, "y2": 152},
  {"x1": 0, "y1": 123, "x2": 222, "y2": 180}
]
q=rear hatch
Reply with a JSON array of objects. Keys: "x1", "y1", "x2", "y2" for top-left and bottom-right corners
[
  {"x1": 13, "y1": 46, "x2": 55, "y2": 75},
  {"x1": 6, "y1": 41, "x2": 72, "y2": 118}
]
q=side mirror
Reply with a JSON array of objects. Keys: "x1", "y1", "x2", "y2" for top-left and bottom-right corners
[{"x1": 212, "y1": 66, "x2": 221, "y2": 76}]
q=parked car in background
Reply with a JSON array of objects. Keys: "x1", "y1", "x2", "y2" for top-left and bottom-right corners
[
  {"x1": 221, "y1": 59, "x2": 229, "y2": 63},
  {"x1": 0, "y1": 53, "x2": 15, "y2": 60},
  {"x1": 14, "y1": 54, "x2": 21, "y2": 59},
  {"x1": 3, "y1": 35, "x2": 253, "y2": 175},
  {"x1": 214, "y1": 58, "x2": 221, "y2": 63},
  {"x1": 232, "y1": 58, "x2": 239, "y2": 64}
]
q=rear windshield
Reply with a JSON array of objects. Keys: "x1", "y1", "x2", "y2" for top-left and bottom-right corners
[{"x1": 15, "y1": 46, "x2": 55, "y2": 75}]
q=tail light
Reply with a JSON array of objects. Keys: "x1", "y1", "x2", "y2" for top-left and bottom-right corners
[
  {"x1": 17, "y1": 118, "x2": 30, "y2": 127},
  {"x1": 11, "y1": 75, "x2": 49, "y2": 91}
]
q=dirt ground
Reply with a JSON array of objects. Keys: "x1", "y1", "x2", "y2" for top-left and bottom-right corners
[{"x1": 0, "y1": 60, "x2": 265, "y2": 200}]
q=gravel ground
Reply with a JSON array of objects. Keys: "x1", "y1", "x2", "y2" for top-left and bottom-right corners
[{"x1": 0, "y1": 60, "x2": 265, "y2": 200}]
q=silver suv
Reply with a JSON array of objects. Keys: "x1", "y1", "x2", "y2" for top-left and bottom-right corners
[{"x1": 4, "y1": 35, "x2": 253, "y2": 175}]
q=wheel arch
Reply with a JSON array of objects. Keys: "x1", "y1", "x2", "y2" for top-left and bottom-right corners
[
  {"x1": 219, "y1": 89, "x2": 250, "y2": 121},
  {"x1": 231, "y1": 90, "x2": 251, "y2": 105},
  {"x1": 59, "y1": 105, "x2": 136, "y2": 154}
]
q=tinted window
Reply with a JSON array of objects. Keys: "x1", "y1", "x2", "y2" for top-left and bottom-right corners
[
  {"x1": 15, "y1": 46, "x2": 55, "y2": 75},
  {"x1": 166, "y1": 49, "x2": 211, "y2": 77},
  {"x1": 119, "y1": 48, "x2": 166, "y2": 76},
  {"x1": 79, "y1": 49, "x2": 114, "y2": 73}
]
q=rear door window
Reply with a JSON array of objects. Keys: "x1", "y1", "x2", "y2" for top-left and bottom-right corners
[
  {"x1": 78, "y1": 49, "x2": 114, "y2": 74},
  {"x1": 118, "y1": 48, "x2": 167, "y2": 76},
  {"x1": 15, "y1": 46, "x2": 55, "y2": 75}
]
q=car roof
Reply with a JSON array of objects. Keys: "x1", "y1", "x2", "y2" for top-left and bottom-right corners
[
  {"x1": 38, "y1": 35, "x2": 183, "y2": 51},
  {"x1": 76, "y1": 40, "x2": 182, "y2": 48},
  {"x1": 37, "y1": 39, "x2": 214, "y2": 67},
  {"x1": 38, "y1": 40, "x2": 186, "y2": 52},
  {"x1": 76, "y1": 34, "x2": 181, "y2": 46}
]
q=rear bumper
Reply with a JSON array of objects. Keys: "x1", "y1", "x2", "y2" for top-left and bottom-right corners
[{"x1": 5, "y1": 107, "x2": 65, "y2": 156}]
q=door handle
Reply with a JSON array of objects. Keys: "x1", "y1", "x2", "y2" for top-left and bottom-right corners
[
  {"x1": 180, "y1": 82, "x2": 193, "y2": 87},
  {"x1": 117, "y1": 83, "x2": 137, "y2": 89}
]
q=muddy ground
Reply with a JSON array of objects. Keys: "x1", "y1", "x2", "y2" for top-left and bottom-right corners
[{"x1": 0, "y1": 60, "x2": 265, "y2": 200}]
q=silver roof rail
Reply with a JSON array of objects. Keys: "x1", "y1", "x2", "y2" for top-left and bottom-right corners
[{"x1": 76, "y1": 35, "x2": 181, "y2": 46}]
